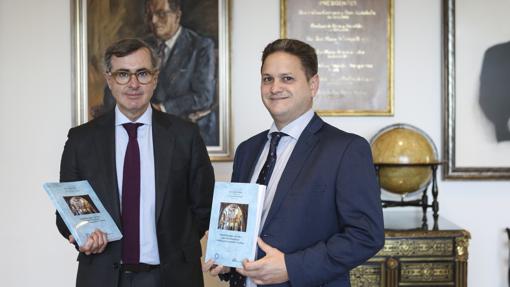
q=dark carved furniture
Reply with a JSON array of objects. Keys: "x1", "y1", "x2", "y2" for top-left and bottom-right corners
[{"x1": 350, "y1": 212, "x2": 470, "y2": 287}]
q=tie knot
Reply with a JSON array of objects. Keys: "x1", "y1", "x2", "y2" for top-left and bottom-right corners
[
  {"x1": 269, "y1": 132, "x2": 286, "y2": 147},
  {"x1": 158, "y1": 41, "x2": 167, "y2": 52},
  {"x1": 123, "y1": 123, "x2": 143, "y2": 139}
]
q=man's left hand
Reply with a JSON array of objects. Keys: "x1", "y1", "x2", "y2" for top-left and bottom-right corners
[{"x1": 236, "y1": 238, "x2": 289, "y2": 285}]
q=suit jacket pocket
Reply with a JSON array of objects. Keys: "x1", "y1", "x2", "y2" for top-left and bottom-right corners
[{"x1": 77, "y1": 252, "x2": 93, "y2": 264}]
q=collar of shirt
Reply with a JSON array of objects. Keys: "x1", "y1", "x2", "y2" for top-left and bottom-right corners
[
  {"x1": 164, "y1": 26, "x2": 182, "y2": 52},
  {"x1": 115, "y1": 105, "x2": 153, "y2": 126},
  {"x1": 267, "y1": 108, "x2": 315, "y2": 141}
]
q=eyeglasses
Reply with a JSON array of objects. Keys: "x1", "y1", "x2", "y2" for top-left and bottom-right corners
[
  {"x1": 153, "y1": 10, "x2": 176, "y2": 19},
  {"x1": 108, "y1": 69, "x2": 157, "y2": 85}
]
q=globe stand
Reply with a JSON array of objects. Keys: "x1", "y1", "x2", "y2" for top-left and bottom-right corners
[{"x1": 375, "y1": 162, "x2": 442, "y2": 229}]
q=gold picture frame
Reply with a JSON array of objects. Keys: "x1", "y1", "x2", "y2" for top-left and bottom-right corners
[
  {"x1": 280, "y1": 0, "x2": 394, "y2": 116},
  {"x1": 71, "y1": 0, "x2": 232, "y2": 161}
]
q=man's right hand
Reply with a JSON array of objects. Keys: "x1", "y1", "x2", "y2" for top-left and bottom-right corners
[
  {"x1": 69, "y1": 229, "x2": 108, "y2": 255},
  {"x1": 202, "y1": 259, "x2": 230, "y2": 276}
]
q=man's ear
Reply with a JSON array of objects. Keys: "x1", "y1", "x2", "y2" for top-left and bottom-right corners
[
  {"x1": 175, "y1": 9, "x2": 182, "y2": 24},
  {"x1": 309, "y1": 74, "x2": 320, "y2": 98},
  {"x1": 153, "y1": 70, "x2": 159, "y2": 86},
  {"x1": 104, "y1": 73, "x2": 113, "y2": 89}
]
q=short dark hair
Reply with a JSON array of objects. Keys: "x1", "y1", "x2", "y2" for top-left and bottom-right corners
[
  {"x1": 261, "y1": 39, "x2": 318, "y2": 80},
  {"x1": 103, "y1": 38, "x2": 160, "y2": 71},
  {"x1": 145, "y1": 0, "x2": 181, "y2": 14},
  {"x1": 166, "y1": 0, "x2": 181, "y2": 12}
]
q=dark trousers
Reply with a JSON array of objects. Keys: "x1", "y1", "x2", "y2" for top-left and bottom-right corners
[{"x1": 119, "y1": 268, "x2": 161, "y2": 287}]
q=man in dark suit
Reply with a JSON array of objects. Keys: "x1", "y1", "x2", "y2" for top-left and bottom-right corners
[
  {"x1": 146, "y1": 0, "x2": 217, "y2": 145},
  {"x1": 479, "y1": 41, "x2": 510, "y2": 142},
  {"x1": 57, "y1": 38, "x2": 214, "y2": 287},
  {"x1": 204, "y1": 39, "x2": 384, "y2": 287}
]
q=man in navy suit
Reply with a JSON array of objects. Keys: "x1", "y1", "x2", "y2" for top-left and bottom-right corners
[{"x1": 204, "y1": 39, "x2": 384, "y2": 286}]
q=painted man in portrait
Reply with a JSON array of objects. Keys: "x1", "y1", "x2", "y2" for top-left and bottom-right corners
[
  {"x1": 479, "y1": 40, "x2": 510, "y2": 142},
  {"x1": 101, "y1": 0, "x2": 218, "y2": 145}
]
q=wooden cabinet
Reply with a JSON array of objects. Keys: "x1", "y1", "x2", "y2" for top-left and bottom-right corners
[{"x1": 350, "y1": 212, "x2": 470, "y2": 287}]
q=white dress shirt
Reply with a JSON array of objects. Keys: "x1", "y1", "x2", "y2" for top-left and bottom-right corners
[{"x1": 115, "y1": 105, "x2": 159, "y2": 264}]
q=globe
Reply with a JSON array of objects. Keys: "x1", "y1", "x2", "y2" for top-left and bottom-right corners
[{"x1": 370, "y1": 124, "x2": 438, "y2": 195}]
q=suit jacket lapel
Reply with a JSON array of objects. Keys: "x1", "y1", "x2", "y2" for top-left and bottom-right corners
[
  {"x1": 93, "y1": 111, "x2": 122, "y2": 227},
  {"x1": 262, "y1": 115, "x2": 324, "y2": 230},
  {"x1": 152, "y1": 111, "x2": 175, "y2": 221},
  {"x1": 238, "y1": 132, "x2": 268, "y2": 182}
]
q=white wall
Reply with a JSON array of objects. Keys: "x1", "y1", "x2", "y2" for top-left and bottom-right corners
[{"x1": 1, "y1": 0, "x2": 509, "y2": 286}]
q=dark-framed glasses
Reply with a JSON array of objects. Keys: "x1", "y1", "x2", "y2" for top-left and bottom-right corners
[{"x1": 108, "y1": 69, "x2": 157, "y2": 85}]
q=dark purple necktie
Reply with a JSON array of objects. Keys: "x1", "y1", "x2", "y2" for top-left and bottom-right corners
[{"x1": 121, "y1": 123, "x2": 143, "y2": 264}]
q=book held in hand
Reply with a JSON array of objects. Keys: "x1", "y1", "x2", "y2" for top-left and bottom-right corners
[
  {"x1": 205, "y1": 182, "x2": 266, "y2": 268},
  {"x1": 43, "y1": 180, "x2": 122, "y2": 247}
]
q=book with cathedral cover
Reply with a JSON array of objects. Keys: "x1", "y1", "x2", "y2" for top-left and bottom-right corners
[
  {"x1": 205, "y1": 182, "x2": 266, "y2": 268},
  {"x1": 43, "y1": 180, "x2": 122, "y2": 247}
]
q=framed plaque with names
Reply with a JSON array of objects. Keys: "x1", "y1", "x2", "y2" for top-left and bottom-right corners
[{"x1": 281, "y1": 0, "x2": 394, "y2": 116}]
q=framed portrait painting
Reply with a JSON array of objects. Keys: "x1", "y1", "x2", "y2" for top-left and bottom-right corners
[
  {"x1": 71, "y1": 0, "x2": 231, "y2": 160},
  {"x1": 443, "y1": 0, "x2": 510, "y2": 179},
  {"x1": 280, "y1": 0, "x2": 394, "y2": 116}
]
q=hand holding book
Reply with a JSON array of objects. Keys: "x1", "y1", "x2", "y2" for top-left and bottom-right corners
[
  {"x1": 204, "y1": 182, "x2": 266, "y2": 268},
  {"x1": 43, "y1": 180, "x2": 122, "y2": 247},
  {"x1": 202, "y1": 258, "x2": 230, "y2": 275},
  {"x1": 69, "y1": 229, "x2": 108, "y2": 255},
  {"x1": 235, "y1": 238, "x2": 289, "y2": 285}
]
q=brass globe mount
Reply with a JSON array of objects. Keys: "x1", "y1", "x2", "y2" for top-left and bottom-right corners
[{"x1": 375, "y1": 162, "x2": 443, "y2": 229}]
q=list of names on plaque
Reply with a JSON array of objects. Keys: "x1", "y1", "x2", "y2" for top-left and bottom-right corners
[{"x1": 284, "y1": 0, "x2": 391, "y2": 114}]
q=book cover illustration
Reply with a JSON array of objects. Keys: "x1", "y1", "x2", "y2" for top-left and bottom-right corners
[
  {"x1": 205, "y1": 182, "x2": 266, "y2": 268},
  {"x1": 43, "y1": 180, "x2": 122, "y2": 247}
]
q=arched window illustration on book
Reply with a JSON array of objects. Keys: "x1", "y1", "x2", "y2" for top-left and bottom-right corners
[{"x1": 218, "y1": 203, "x2": 248, "y2": 232}]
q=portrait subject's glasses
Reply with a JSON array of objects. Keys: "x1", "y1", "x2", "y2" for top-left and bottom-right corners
[
  {"x1": 153, "y1": 10, "x2": 175, "y2": 19},
  {"x1": 108, "y1": 69, "x2": 157, "y2": 85}
]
